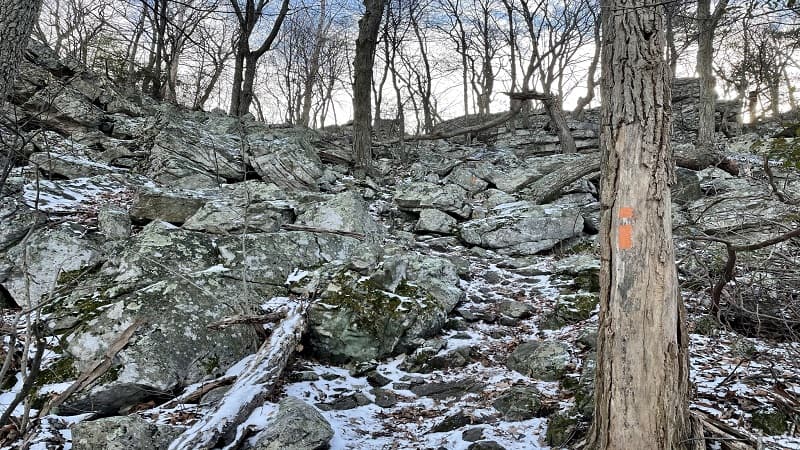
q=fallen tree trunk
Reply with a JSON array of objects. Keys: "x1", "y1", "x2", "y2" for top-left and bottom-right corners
[
  {"x1": 529, "y1": 153, "x2": 601, "y2": 204},
  {"x1": 674, "y1": 144, "x2": 739, "y2": 175},
  {"x1": 508, "y1": 91, "x2": 577, "y2": 154},
  {"x1": 375, "y1": 102, "x2": 524, "y2": 145},
  {"x1": 169, "y1": 299, "x2": 308, "y2": 450}
]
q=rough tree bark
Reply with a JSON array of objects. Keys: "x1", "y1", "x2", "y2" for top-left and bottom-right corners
[
  {"x1": 0, "y1": 0, "x2": 43, "y2": 105},
  {"x1": 588, "y1": 0, "x2": 694, "y2": 448},
  {"x1": 352, "y1": 0, "x2": 386, "y2": 177}
]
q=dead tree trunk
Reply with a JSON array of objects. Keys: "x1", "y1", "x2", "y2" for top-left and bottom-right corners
[
  {"x1": 588, "y1": 0, "x2": 694, "y2": 448},
  {"x1": 529, "y1": 153, "x2": 601, "y2": 204},
  {"x1": 509, "y1": 91, "x2": 577, "y2": 153},
  {"x1": 169, "y1": 300, "x2": 308, "y2": 450}
]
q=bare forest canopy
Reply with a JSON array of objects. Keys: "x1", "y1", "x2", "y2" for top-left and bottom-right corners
[{"x1": 28, "y1": 0, "x2": 800, "y2": 131}]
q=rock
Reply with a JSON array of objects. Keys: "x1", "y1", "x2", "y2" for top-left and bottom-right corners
[
  {"x1": 541, "y1": 293, "x2": 599, "y2": 328},
  {"x1": 246, "y1": 129, "x2": 324, "y2": 191},
  {"x1": 3, "y1": 224, "x2": 102, "y2": 307},
  {"x1": 751, "y1": 408, "x2": 789, "y2": 435},
  {"x1": 553, "y1": 254, "x2": 600, "y2": 293},
  {"x1": 460, "y1": 202, "x2": 584, "y2": 255},
  {"x1": 217, "y1": 231, "x2": 379, "y2": 286},
  {"x1": 545, "y1": 413, "x2": 580, "y2": 447},
  {"x1": 145, "y1": 117, "x2": 244, "y2": 188},
  {"x1": 402, "y1": 346, "x2": 473, "y2": 373},
  {"x1": 573, "y1": 353, "x2": 595, "y2": 417},
  {"x1": 415, "y1": 209, "x2": 458, "y2": 234},
  {"x1": 462, "y1": 427, "x2": 485, "y2": 442},
  {"x1": 577, "y1": 327, "x2": 598, "y2": 350},
  {"x1": 395, "y1": 182, "x2": 470, "y2": 218},
  {"x1": 494, "y1": 168, "x2": 542, "y2": 193},
  {"x1": 672, "y1": 167, "x2": 702, "y2": 205},
  {"x1": 0, "y1": 198, "x2": 45, "y2": 252},
  {"x1": 506, "y1": 340, "x2": 570, "y2": 381},
  {"x1": 685, "y1": 192, "x2": 791, "y2": 234},
  {"x1": 410, "y1": 378, "x2": 484, "y2": 400},
  {"x1": 71, "y1": 416, "x2": 180, "y2": 450},
  {"x1": 372, "y1": 388, "x2": 398, "y2": 408},
  {"x1": 492, "y1": 386, "x2": 544, "y2": 420},
  {"x1": 296, "y1": 191, "x2": 384, "y2": 242},
  {"x1": 444, "y1": 166, "x2": 489, "y2": 194},
  {"x1": 253, "y1": 397, "x2": 334, "y2": 450},
  {"x1": 430, "y1": 410, "x2": 472, "y2": 432},
  {"x1": 498, "y1": 300, "x2": 534, "y2": 320},
  {"x1": 467, "y1": 441, "x2": 506, "y2": 450},
  {"x1": 98, "y1": 205, "x2": 131, "y2": 240},
  {"x1": 308, "y1": 254, "x2": 462, "y2": 363},
  {"x1": 129, "y1": 184, "x2": 217, "y2": 224},
  {"x1": 483, "y1": 190, "x2": 517, "y2": 209},
  {"x1": 366, "y1": 371, "x2": 392, "y2": 387},
  {"x1": 183, "y1": 182, "x2": 293, "y2": 234},
  {"x1": 30, "y1": 150, "x2": 123, "y2": 179},
  {"x1": 319, "y1": 392, "x2": 372, "y2": 411}
]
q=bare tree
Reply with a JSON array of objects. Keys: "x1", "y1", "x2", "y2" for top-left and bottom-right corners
[
  {"x1": 0, "y1": 0, "x2": 43, "y2": 104},
  {"x1": 228, "y1": 0, "x2": 291, "y2": 116},
  {"x1": 696, "y1": 0, "x2": 729, "y2": 154},
  {"x1": 352, "y1": 0, "x2": 386, "y2": 176},
  {"x1": 589, "y1": 0, "x2": 694, "y2": 448}
]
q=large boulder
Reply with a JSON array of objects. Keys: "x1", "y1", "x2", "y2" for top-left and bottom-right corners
[
  {"x1": 2, "y1": 224, "x2": 102, "y2": 307},
  {"x1": 182, "y1": 181, "x2": 294, "y2": 234},
  {"x1": 308, "y1": 253, "x2": 463, "y2": 363},
  {"x1": 506, "y1": 340, "x2": 571, "y2": 381},
  {"x1": 0, "y1": 197, "x2": 45, "y2": 252},
  {"x1": 246, "y1": 129, "x2": 324, "y2": 191},
  {"x1": 71, "y1": 416, "x2": 180, "y2": 450},
  {"x1": 395, "y1": 182, "x2": 471, "y2": 218},
  {"x1": 144, "y1": 116, "x2": 244, "y2": 188},
  {"x1": 460, "y1": 202, "x2": 584, "y2": 255},
  {"x1": 295, "y1": 191, "x2": 384, "y2": 242},
  {"x1": 216, "y1": 231, "x2": 380, "y2": 286},
  {"x1": 252, "y1": 397, "x2": 334, "y2": 450},
  {"x1": 129, "y1": 184, "x2": 218, "y2": 223}
]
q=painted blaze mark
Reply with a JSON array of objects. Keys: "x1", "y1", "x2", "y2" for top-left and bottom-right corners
[{"x1": 618, "y1": 207, "x2": 634, "y2": 250}]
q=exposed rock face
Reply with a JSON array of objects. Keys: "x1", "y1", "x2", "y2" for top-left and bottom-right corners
[
  {"x1": 246, "y1": 128, "x2": 325, "y2": 191},
  {"x1": 506, "y1": 340, "x2": 571, "y2": 381},
  {"x1": 2, "y1": 225, "x2": 102, "y2": 307},
  {"x1": 296, "y1": 190, "x2": 384, "y2": 242},
  {"x1": 460, "y1": 202, "x2": 584, "y2": 255},
  {"x1": 395, "y1": 182, "x2": 471, "y2": 218},
  {"x1": 492, "y1": 386, "x2": 545, "y2": 420},
  {"x1": 308, "y1": 253, "x2": 463, "y2": 363},
  {"x1": 71, "y1": 416, "x2": 180, "y2": 450},
  {"x1": 252, "y1": 397, "x2": 334, "y2": 450}
]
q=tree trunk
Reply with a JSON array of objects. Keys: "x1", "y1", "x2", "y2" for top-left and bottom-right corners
[
  {"x1": 588, "y1": 0, "x2": 692, "y2": 448},
  {"x1": 352, "y1": 0, "x2": 385, "y2": 177},
  {"x1": 697, "y1": 0, "x2": 727, "y2": 154},
  {"x1": 0, "y1": 0, "x2": 42, "y2": 104},
  {"x1": 299, "y1": 0, "x2": 327, "y2": 128},
  {"x1": 509, "y1": 91, "x2": 576, "y2": 153},
  {"x1": 574, "y1": 14, "x2": 601, "y2": 118}
]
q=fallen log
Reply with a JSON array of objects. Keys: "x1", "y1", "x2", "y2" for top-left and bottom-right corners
[
  {"x1": 528, "y1": 153, "x2": 601, "y2": 204},
  {"x1": 168, "y1": 299, "x2": 309, "y2": 450}
]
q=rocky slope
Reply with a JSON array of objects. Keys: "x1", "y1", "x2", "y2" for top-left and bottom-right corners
[{"x1": 1, "y1": 42, "x2": 799, "y2": 449}]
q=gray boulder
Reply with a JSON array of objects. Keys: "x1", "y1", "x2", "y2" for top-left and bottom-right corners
[
  {"x1": 295, "y1": 191, "x2": 384, "y2": 242},
  {"x1": 29, "y1": 151, "x2": 123, "y2": 179},
  {"x1": 308, "y1": 253, "x2": 463, "y2": 362},
  {"x1": 71, "y1": 416, "x2": 180, "y2": 450},
  {"x1": 507, "y1": 340, "x2": 571, "y2": 381},
  {"x1": 493, "y1": 386, "x2": 544, "y2": 420},
  {"x1": 444, "y1": 166, "x2": 489, "y2": 194},
  {"x1": 129, "y1": 184, "x2": 217, "y2": 224},
  {"x1": 3, "y1": 224, "x2": 102, "y2": 307},
  {"x1": 253, "y1": 397, "x2": 333, "y2": 450},
  {"x1": 415, "y1": 209, "x2": 457, "y2": 234},
  {"x1": 98, "y1": 205, "x2": 131, "y2": 240},
  {"x1": 395, "y1": 182, "x2": 471, "y2": 218},
  {"x1": 183, "y1": 182, "x2": 294, "y2": 234},
  {"x1": 246, "y1": 129, "x2": 324, "y2": 191},
  {"x1": 0, "y1": 198, "x2": 45, "y2": 252},
  {"x1": 22, "y1": 174, "x2": 133, "y2": 214},
  {"x1": 145, "y1": 117, "x2": 244, "y2": 188},
  {"x1": 460, "y1": 202, "x2": 584, "y2": 255}
]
